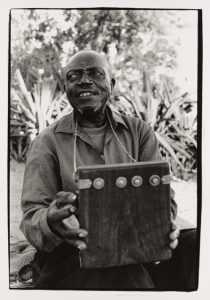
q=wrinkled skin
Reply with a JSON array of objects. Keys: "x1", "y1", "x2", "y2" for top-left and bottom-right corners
[
  {"x1": 47, "y1": 50, "x2": 180, "y2": 252},
  {"x1": 64, "y1": 50, "x2": 115, "y2": 128}
]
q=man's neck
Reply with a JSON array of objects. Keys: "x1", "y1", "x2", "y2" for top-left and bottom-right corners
[{"x1": 75, "y1": 108, "x2": 107, "y2": 128}]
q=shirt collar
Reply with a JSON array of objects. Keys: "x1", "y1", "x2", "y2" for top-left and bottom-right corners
[{"x1": 54, "y1": 105, "x2": 128, "y2": 134}]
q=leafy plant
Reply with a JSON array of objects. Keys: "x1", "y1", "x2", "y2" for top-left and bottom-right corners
[
  {"x1": 11, "y1": 66, "x2": 197, "y2": 178},
  {"x1": 10, "y1": 69, "x2": 72, "y2": 161},
  {"x1": 10, "y1": 10, "x2": 197, "y2": 177},
  {"x1": 110, "y1": 73, "x2": 197, "y2": 178}
]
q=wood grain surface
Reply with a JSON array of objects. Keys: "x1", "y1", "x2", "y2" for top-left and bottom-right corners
[{"x1": 78, "y1": 161, "x2": 172, "y2": 268}]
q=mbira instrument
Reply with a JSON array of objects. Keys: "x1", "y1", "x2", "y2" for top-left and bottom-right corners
[{"x1": 77, "y1": 160, "x2": 172, "y2": 268}]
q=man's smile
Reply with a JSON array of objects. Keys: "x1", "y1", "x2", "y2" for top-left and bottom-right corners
[
  {"x1": 76, "y1": 90, "x2": 98, "y2": 98},
  {"x1": 79, "y1": 92, "x2": 95, "y2": 97},
  {"x1": 79, "y1": 92, "x2": 94, "y2": 97}
]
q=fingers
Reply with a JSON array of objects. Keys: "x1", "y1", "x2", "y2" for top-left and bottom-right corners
[
  {"x1": 61, "y1": 228, "x2": 88, "y2": 240},
  {"x1": 169, "y1": 218, "x2": 180, "y2": 250},
  {"x1": 169, "y1": 228, "x2": 180, "y2": 240},
  {"x1": 65, "y1": 238, "x2": 87, "y2": 251},
  {"x1": 55, "y1": 191, "x2": 77, "y2": 209},
  {"x1": 169, "y1": 239, "x2": 178, "y2": 249},
  {"x1": 63, "y1": 227, "x2": 88, "y2": 251},
  {"x1": 47, "y1": 191, "x2": 88, "y2": 251},
  {"x1": 170, "y1": 219, "x2": 180, "y2": 239},
  {"x1": 48, "y1": 192, "x2": 78, "y2": 224},
  {"x1": 171, "y1": 218, "x2": 177, "y2": 230},
  {"x1": 48, "y1": 201, "x2": 77, "y2": 223},
  {"x1": 50, "y1": 220, "x2": 88, "y2": 240},
  {"x1": 48, "y1": 217, "x2": 88, "y2": 250}
]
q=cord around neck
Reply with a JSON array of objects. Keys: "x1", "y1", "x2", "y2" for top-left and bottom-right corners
[{"x1": 72, "y1": 109, "x2": 137, "y2": 181}]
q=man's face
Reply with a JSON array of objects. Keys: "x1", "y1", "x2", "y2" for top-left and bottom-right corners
[{"x1": 64, "y1": 51, "x2": 114, "y2": 117}]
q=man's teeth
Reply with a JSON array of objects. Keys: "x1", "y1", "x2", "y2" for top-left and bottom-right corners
[{"x1": 80, "y1": 92, "x2": 94, "y2": 96}]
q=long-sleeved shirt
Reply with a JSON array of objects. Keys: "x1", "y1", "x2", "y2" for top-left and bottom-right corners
[{"x1": 20, "y1": 107, "x2": 177, "y2": 252}]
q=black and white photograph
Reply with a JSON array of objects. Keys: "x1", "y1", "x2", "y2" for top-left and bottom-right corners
[
  {"x1": 7, "y1": 7, "x2": 201, "y2": 291},
  {"x1": 1, "y1": 0, "x2": 209, "y2": 297}
]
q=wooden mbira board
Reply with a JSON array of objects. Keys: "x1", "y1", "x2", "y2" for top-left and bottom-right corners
[{"x1": 77, "y1": 160, "x2": 172, "y2": 269}]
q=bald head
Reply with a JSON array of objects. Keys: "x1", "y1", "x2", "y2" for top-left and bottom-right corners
[{"x1": 65, "y1": 50, "x2": 112, "y2": 78}]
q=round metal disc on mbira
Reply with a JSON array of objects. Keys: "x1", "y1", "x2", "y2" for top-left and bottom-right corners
[
  {"x1": 149, "y1": 175, "x2": 160, "y2": 186},
  {"x1": 93, "y1": 178, "x2": 105, "y2": 189},
  {"x1": 131, "y1": 175, "x2": 143, "y2": 187},
  {"x1": 116, "y1": 176, "x2": 127, "y2": 188}
]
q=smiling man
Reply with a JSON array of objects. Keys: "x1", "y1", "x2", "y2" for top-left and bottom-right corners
[
  {"x1": 64, "y1": 50, "x2": 115, "y2": 126},
  {"x1": 20, "y1": 50, "x2": 196, "y2": 289}
]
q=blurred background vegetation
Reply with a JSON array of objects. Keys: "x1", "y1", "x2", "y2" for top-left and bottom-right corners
[{"x1": 10, "y1": 9, "x2": 198, "y2": 179}]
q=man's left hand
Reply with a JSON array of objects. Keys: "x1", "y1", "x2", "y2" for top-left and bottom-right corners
[{"x1": 169, "y1": 218, "x2": 180, "y2": 249}]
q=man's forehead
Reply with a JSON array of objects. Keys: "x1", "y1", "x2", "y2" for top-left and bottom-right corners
[{"x1": 65, "y1": 51, "x2": 110, "y2": 72}]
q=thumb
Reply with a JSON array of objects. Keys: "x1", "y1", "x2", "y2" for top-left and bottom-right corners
[
  {"x1": 55, "y1": 191, "x2": 77, "y2": 209},
  {"x1": 48, "y1": 204, "x2": 76, "y2": 223}
]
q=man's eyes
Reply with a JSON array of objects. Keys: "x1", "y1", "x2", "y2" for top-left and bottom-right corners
[
  {"x1": 67, "y1": 69, "x2": 105, "y2": 81},
  {"x1": 67, "y1": 73, "x2": 80, "y2": 81},
  {"x1": 90, "y1": 70, "x2": 105, "y2": 78}
]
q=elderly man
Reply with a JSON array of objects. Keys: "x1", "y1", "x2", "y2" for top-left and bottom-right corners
[{"x1": 20, "y1": 50, "x2": 196, "y2": 289}]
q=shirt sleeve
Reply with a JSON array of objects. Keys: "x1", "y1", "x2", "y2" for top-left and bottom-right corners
[
  {"x1": 138, "y1": 122, "x2": 178, "y2": 219},
  {"x1": 138, "y1": 123, "x2": 162, "y2": 161},
  {"x1": 20, "y1": 130, "x2": 63, "y2": 252}
]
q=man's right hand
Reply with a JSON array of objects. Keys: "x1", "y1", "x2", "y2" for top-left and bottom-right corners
[{"x1": 47, "y1": 191, "x2": 88, "y2": 250}]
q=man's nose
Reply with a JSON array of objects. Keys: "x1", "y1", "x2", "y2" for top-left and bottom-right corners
[{"x1": 77, "y1": 72, "x2": 93, "y2": 85}]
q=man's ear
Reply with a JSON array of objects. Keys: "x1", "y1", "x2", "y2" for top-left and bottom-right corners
[{"x1": 111, "y1": 78, "x2": 115, "y2": 89}]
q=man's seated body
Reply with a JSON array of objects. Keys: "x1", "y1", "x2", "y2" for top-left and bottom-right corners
[{"x1": 20, "y1": 50, "x2": 197, "y2": 289}]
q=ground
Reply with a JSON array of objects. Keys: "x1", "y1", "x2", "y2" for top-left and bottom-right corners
[{"x1": 9, "y1": 160, "x2": 197, "y2": 244}]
